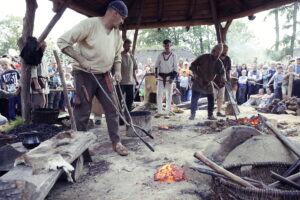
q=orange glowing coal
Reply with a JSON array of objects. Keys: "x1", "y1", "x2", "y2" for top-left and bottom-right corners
[
  {"x1": 154, "y1": 164, "x2": 186, "y2": 182},
  {"x1": 159, "y1": 126, "x2": 170, "y2": 130},
  {"x1": 235, "y1": 117, "x2": 261, "y2": 126}
]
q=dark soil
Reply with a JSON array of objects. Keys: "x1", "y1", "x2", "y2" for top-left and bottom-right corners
[{"x1": 2, "y1": 123, "x2": 71, "y2": 143}]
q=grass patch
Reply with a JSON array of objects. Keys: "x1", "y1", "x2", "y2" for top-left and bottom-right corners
[{"x1": 0, "y1": 116, "x2": 23, "y2": 132}]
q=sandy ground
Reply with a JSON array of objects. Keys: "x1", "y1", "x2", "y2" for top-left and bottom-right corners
[{"x1": 45, "y1": 105, "x2": 300, "y2": 200}]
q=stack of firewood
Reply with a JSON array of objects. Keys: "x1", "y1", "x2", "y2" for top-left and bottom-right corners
[{"x1": 258, "y1": 97, "x2": 300, "y2": 115}]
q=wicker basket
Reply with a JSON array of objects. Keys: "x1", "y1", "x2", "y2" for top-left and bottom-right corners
[{"x1": 212, "y1": 162, "x2": 300, "y2": 200}]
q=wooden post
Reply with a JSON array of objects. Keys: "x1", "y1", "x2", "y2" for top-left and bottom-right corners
[
  {"x1": 122, "y1": 29, "x2": 127, "y2": 40},
  {"x1": 288, "y1": 74, "x2": 294, "y2": 98},
  {"x1": 132, "y1": 0, "x2": 145, "y2": 55},
  {"x1": 209, "y1": 0, "x2": 222, "y2": 43},
  {"x1": 221, "y1": 20, "x2": 232, "y2": 43},
  {"x1": 18, "y1": 0, "x2": 38, "y2": 124},
  {"x1": 53, "y1": 50, "x2": 77, "y2": 131}
]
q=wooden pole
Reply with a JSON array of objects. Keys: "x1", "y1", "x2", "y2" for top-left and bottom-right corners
[
  {"x1": 53, "y1": 50, "x2": 77, "y2": 131},
  {"x1": 260, "y1": 115, "x2": 300, "y2": 157},
  {"x1": 194, "y1": 152, "x2": 256, "y2": 188},
  {"x1": 18, "y1": 0, "x2": 38, "y2": 124},
  {"x1": 132, "y1": 0, "x2": 145, "y2": 55},
  {"x1": 209, "y1": 0, "x2": 222, "y2": 43},
  {"x1": 287, "y1": 74, "x2": 294, "y2": 98},
  {"x1": 121, "y1": 29, "x2": 127, "y2": 40},
  {"x1": 38, "y1": 0, "x2": 72, "y2": 43}
]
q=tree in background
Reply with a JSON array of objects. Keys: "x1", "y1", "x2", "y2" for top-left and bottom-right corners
[
  {"x1": 266, "y1": 2, "x2": 299, "y2": 60},
  {"x1": 281, "y1": 2, "x2": 299, "y2": 57},
  {"x1": 0, "y1": 16, "x2": 22, "y2": 56}
]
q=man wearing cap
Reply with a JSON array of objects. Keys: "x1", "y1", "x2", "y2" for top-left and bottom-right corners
[
  {"x1": 189, "y1": 44, "x2": 225, "y2": 120},
  {"x1": 154, "y1": 39, "x2": 178, "y2": 119},
  {"x1": 57, "y1": 0, "x2": 129, "y2": 156}
]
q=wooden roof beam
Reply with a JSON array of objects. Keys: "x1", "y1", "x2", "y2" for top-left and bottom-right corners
[
  {"x1": 220, "y1": 0, "x2": 295, "y2": 22},
  {"x1": 124, "y1": 18, "x2": 212, "y2": 29},
  {"x1": 187, "y1": 0, "x2": 196, "y2": 20},
  {"x1": 209, "y1": 0, "x2": 222, "y2": 43},
  {"x1": 157, "y1": 0, "x2": 164, "y2": 22},
  {"x1": 132, "y1": 0, "x2": 145, "y2": 55}
]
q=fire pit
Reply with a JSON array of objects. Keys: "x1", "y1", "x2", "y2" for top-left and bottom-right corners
[{"x1": 154, "y1": 163, "x2": 186, "y2": 183}]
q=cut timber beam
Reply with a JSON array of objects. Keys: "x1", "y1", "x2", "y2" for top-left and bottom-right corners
[
  {"x1": 0, "y1": 131, "x2": 96, "y2": 200},
  {"x1": 209, "y1": 0, "x2": 221, "y2": 43}
]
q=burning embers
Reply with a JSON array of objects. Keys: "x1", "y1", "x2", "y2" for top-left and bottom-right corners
[
  {"x1": 154, "y1": 164, "x2": 186, "y2": 182},
  {"x1": 234, "y1": 116, "x2": 262, "y2": 126}
]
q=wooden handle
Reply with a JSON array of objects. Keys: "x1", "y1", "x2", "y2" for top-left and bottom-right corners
[
  {"x1": 194, "y1": 152, "x2": 256, "y2": 188},
  {"x1": 260, "y1": 116, "x2": 300, "y2": 157}
]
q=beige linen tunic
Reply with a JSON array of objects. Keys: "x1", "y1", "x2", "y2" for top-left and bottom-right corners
[{"x1": 57, "y1": 17, "x2": 123, "y2": 74}]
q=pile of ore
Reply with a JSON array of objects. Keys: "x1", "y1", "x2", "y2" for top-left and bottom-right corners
[
  {"x1": 2, "y1": 123, "x2": 70, "y2": 143},
  {"x1": 257, "y1": 97, "x2": 300, "y2": 114}
]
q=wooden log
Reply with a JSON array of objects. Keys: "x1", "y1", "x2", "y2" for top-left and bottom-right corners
[
  {"x1": 194, "y1": 152, "x2": 256, "y2": 188},
  {"x1": 0, "y1": 131, "x2": 96, "y2": 200},
  {"x1": 270, "y1": 171, "x2": 300, "y2": 190},
  {"x1": 260, "y1": 115, "x2": 300, "y2": 157}
]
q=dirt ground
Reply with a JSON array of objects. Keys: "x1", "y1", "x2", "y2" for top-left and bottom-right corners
[{"x1": 45, "y1": 105, "x2": 300, "y2": 200}]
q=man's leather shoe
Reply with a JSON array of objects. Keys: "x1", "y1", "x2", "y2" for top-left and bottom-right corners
[
  {"x1": 112, "y1": 142, "x2": 129, "y2": 156},
  {"x1": 189, "y1": 115, "x2": 195, "y2": 120},
  {"x1": 207, "y1": 115, "x2": 217, "y2": 120},
  {"x1": 216, "y1": 112, "x2": 226, "y2": 117}
]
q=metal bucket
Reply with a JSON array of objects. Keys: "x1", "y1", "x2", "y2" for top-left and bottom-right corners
[{"x1": 126, "y1": 111, "x2": 152, "y2": 137}]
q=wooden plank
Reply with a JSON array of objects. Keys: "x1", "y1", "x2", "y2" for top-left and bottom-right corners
[{"x1": 0, "y1": 131, "x2": 96, "y2": 200}]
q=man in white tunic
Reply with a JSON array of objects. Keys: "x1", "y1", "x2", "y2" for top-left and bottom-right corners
[{"x1": 154, "y1": 39, "x2": 178, "y2": 118}]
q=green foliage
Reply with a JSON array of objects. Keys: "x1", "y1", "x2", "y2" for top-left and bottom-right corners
[
  {"x1": 1, "y1": 116, "x2": 23, "y2": 132},
  {"x1": 0, "y1": 16, "x2": 22, "y2": 55}
]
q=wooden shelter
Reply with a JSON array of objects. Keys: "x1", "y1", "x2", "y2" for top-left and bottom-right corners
[
  {"x1": 50, "y1": 0, "x2": 296, "y2": 43},
  {"x1": 19, "y1": 0, "x2": 296, "y2": 123}
]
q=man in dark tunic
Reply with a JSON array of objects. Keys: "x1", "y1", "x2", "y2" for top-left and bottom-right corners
[{"x1": 189, "y1": 44, "x2": 225, "y2": 120}]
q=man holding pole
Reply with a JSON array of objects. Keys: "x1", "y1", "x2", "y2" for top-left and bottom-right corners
[{"x1": 57, "y1": 0, "x2": 129, "y2": 156}]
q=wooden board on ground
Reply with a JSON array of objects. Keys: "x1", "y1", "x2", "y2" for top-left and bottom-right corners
[{"x1": 0, "y1": 131, "x2": 96, "y2": 200}]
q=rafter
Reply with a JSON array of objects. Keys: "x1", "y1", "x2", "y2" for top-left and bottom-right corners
[
  {"x1": 209, "y1": 0, "x2": 221, "y2": 43},
  {"x1": 158, "y1": 0, "x2": 164, "y2": 22},
  {"x1": 187, "y1": 0, "x2": 196, "y2": 20}
]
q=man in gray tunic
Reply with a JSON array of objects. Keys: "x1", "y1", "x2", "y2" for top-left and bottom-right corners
[{"x1": 189, "y1": 44, "x2": 225, "y2": 120}]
